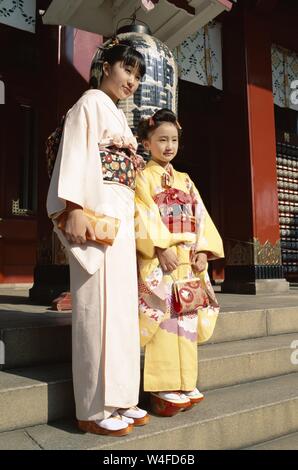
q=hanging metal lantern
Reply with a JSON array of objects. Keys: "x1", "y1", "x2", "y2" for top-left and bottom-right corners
[{"x1": 114, "y1": 23, "x2": 178, "y2": 135}]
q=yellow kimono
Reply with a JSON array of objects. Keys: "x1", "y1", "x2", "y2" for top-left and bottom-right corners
[{"x1": 135, "y1": 160, "x2": 224, "y2": 392}]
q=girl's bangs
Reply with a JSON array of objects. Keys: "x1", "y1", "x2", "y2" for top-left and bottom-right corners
[{"x1": 123, "y1": 50, "x2": 146, "y2": 77}]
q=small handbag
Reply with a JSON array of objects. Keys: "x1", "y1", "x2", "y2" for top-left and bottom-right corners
[
  {"x1": 171, "y1": 263, "x2": 209, "y2": 314},
  {"x1": 197, "y1": 304, "x2": 219, "y2": 344},
  {"x1": 197, "y1": 269, "x2": 220, "y2": 343},
  {"x1": 56, "y1": 208, "x2": 121, "y2": 246}
]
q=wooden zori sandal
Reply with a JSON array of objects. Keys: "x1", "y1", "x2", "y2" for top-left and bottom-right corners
[
  {"x1": 183, "y1": 388, "x2": 205, "y2": 405},
  {"x1": 78, "y1": 414, "x2": 133, "y2": 437},
  {"x1": 117, "y1": 406, "x2": 150, "y2": 426},
  {"x1": 150, "y1": 392, "x2": 192, "y2": 417}
]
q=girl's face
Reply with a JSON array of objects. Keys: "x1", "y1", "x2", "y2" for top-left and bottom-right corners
[
  {"x1": 102, "y1": 60, "x2": 141, "y2": 102},
  {"x1": 144, "y1": 122, "x2": 179, "y2": 167}
]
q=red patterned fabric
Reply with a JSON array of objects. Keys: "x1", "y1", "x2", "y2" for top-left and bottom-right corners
[
  {"x1": 153, "y1": 187, "x2": 194, "y2": 206},
  {"x1": 46, "y1": 115, "x2": 65, "y2": 178},
  {"x1": 153, "y1": 188, "x2": 197, "y2": 233}
]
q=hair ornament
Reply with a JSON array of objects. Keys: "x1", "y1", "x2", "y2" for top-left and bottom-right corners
[
  {"x1": 176, "y1": 120, "x2": 182, "y2": 130},
  {"x1": 95, "y1": 37, "x2": 120, "y2": 58},
  {"x1": 106, "y1": 36, "x2": 120, "y2": 49},
  {"x1": 148, "y1": 116, "x2": 155, "y2": 127},
  {"x1": 92, "y1": 37, "x2": 120, "y2": 69}
]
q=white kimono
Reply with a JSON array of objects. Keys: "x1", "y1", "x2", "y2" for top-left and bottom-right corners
[{"x1": 47, "y1": 89, "x2": 140, "y2": 420}]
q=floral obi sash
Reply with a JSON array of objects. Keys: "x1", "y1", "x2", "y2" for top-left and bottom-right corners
[
  {"x1": 99, "y1": 140, "x2": 145, "y2": 191},
  {"x1": 153, "y1": 188, "x2": 197, "y2": 233}
]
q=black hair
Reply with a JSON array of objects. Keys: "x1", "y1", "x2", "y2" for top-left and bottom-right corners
[
  {"x1": 104, "y1": 39, "x2": 146, "y2": 76},
  {"x1": 137, "y1": 108, "x2": 182, "y2": 141},
  {"x1": 89, "y1": 39, "x2": 146, "y2": 89}
]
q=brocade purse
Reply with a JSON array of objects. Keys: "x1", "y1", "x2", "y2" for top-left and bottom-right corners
[
  {"x1": 56, "y1": 208, "x2": 120, "y2": 246},
  {"x1": 171, "y1": 264, "x2": 209, "y2": 314}
]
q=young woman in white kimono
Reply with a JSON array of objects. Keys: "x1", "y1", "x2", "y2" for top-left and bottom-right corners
[
  {"x1": 135, "y1": 109, "x2": 224, "y2": 417},
  {"x1": 46, "y1": 39, "x2": 149, "y2": 436}
]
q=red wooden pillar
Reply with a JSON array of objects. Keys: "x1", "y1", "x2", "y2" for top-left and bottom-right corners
[
  {"x1": 221, "y1": 2, "x2": 288, "y2": 293},
  {"x1": 244, "y1": 11, "x2": 281, "y2": 252}
]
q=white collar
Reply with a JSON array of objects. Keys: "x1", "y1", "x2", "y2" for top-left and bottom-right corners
[{"x1": 84, "y1": 89, "x2": 126, "y2": 128}]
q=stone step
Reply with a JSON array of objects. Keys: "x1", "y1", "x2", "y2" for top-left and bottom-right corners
[
  {"x1": 0, "y1": 363, "x2": 74, "y2": 433},
  {"x1": 1, "y1": 373, "x2": 298, "y2": 450},
  {"x1": 2, "y1": 305, "x2": 298, "y2": 371},
  {"x1": 2, "y1": 332, "x2": 298, "y2": 433},
  {"x1": 211, "y1": 306, "x2": 298, "y2": 344},
  {"x1": 245, "y1": 431, "x2": 298, "y2": 450},
  {"x1": 0, "y1": 311, "x2": 71, "y2": 370},
  {"x1": 198, "y1": 332, "x2": 298, "y2": 391}
]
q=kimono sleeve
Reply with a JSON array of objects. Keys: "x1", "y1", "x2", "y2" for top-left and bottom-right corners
[
  {"x1": 190, "y1": 178, "x2": 224, "y2": 260},
  {"x1": 135, "y1": 171, "x2": 173, "y2": 259},
  {"x1": 47, "y1": 99, "x2": 100, "y2": 218}
]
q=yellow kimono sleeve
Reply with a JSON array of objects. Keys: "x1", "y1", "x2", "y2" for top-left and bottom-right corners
[
  {"x1": 135, "y1": 171, "x2": 173, "y2": 259},
  {"x1": 190, "y1": 179, "x2": 224, "y2": 260}
]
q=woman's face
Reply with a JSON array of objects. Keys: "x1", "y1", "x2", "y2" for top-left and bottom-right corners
[
  {"x1": 102, "y1": 60, "x2": 141, "y2": 101},
  {"x1": 144, "y1": 122, "x2": 179, "y2": 167}
]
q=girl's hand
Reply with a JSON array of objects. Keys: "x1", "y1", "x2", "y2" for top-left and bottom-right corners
[
  {"x1": 156, "y1": 247, "x2": 178, "y2": 273},
  {"x1": 191, "y1": 252, "x2": 208, "y2": 273},
  {"x1": 64, "y1": 208, "x2": 96, "y2": 244}
]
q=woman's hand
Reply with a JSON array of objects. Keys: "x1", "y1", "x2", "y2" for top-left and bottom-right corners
[
  {"x1": 191, "y1": 251, "x2": 208, "y2": 273},
  {"x1": 156, "y1": 247, "x2": 179, "y2": 273},
  {"x1": 64, "y1": 205, "x2": 96, "y2": 244}
]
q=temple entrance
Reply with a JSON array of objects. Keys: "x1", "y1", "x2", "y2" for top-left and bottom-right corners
[
  {"x1": 177, "y1": 79, "x2": 225, "y2": 281},
  {"x1": 0, "y1": 71, "x2": 38, "y2": 283}
]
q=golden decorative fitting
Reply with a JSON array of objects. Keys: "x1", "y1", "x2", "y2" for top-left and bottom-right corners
[
  {"x1": 253, "y1": 238, "x2": 282, "y2": 265},
  {"x1": 11, "y1": 199, "x2": 30, "y2": 216},
  {"x1": 224, "y1": 237, "x2": 282, "y2": 266}
]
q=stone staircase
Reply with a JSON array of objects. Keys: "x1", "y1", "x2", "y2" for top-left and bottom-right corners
[{"x1": 0, "y1": 291, "x2": 298, "y2": 450}]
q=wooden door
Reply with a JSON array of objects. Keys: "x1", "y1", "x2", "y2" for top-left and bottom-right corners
[
  {"x1": 177, "y1": 79, "x2": 225, "y2": 281},
  {"x1": 0, "y1": 71, "x2": 38, "y2": 283}
]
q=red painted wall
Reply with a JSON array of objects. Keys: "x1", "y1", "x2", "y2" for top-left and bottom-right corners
[{"x1": 244, "y1": 10, "x2": 280, "y2": 246}]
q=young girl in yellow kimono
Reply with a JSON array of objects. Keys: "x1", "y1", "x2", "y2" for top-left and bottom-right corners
[
  {"x1": 47, "y1": 39, "x2": 150, "y2": 436},
  {"x1": 135, "y1": 109, "x2": 224, "y2": 416}
]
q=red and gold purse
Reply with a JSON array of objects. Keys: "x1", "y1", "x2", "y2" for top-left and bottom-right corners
[{"x1": 171, "y1": 264, "x2": 209, "y2": 314}]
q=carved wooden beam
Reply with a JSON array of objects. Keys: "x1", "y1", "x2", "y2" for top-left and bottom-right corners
[{"x1": 165, "y1": 0, "x2": 195, "y2": 16}]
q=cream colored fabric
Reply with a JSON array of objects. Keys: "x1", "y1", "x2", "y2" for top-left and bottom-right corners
[
  {"x1": 47, "y1": 90, "x2": 141, "y2": 420},
  {"x1": 69, "y1": 184, "x2": 140, "y2": 421},
  {"x1": 46, "y1": 89, "x2": 137, "y2": 274}
]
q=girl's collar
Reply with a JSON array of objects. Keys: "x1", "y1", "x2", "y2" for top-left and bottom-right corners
[
  {"x1": 147, "y1": 160, "x2": 174, "y2": 174},
  {"x1": 147, "y1": 161, "x2": 175, "y2": 187},
  {"x1": 84, "y1": 89, "x2": 125, "y2": 127},
  {"x1": 84, "y1": 89, "x2": 118, "y2": 108}
]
